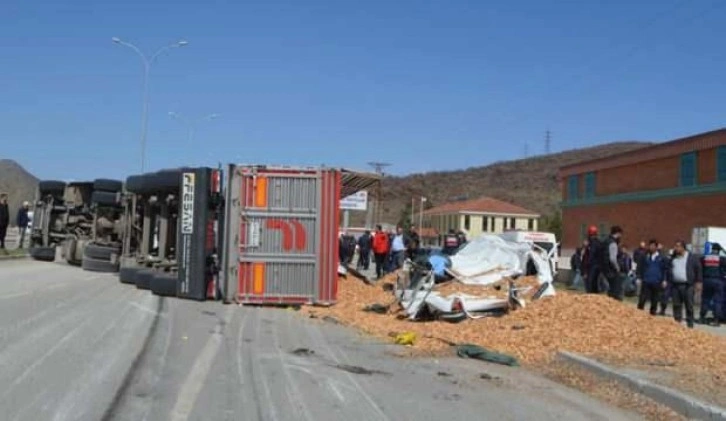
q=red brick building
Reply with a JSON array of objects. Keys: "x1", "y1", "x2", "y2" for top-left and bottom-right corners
[{"x1": 559, "y1": 128, "x2": 726, "y2": 249}]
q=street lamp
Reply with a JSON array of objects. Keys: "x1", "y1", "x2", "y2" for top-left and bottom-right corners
[
  {"x1": 168, "y1": 111, "x2": 219, "y2": 145},
  {"x1": 112, "y1": 37, "x2": 189, "y2": 172}
]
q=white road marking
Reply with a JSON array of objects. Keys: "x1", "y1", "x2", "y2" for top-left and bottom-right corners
[{"x1": 169, "y1": 305, "x2": 234, "y2": 421}]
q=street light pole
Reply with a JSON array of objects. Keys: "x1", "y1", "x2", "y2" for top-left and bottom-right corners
[
  {"x1": 168, "y1": 111, "x2": 219, "y2": 146},
  {"x1": 112, "y1": 37, "x2": 189, "y2": 172}
]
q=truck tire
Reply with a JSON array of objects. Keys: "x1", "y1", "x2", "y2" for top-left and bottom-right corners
[
  {"x1": 135, "y1": 270, "x2": 155, "y2": 290},
  {"x1": 30, "y1": 246, "x2": 56, "y2": 262},
  {"x1": 84, "y1": 243, "x2": 121, "y2": 261},
  {"x1": 38, "y1": 180, "x2": 66, "y2": 197},
  {"x1": 125, "y1": 175, "x2": 146, "y2": 194},
  {"x1": 150, "y1": 273, "x2": 177, "y2": 296},
  {"x1": 82, "y1": 256, "x2": 119, "y2": 273},
  {"x1": 93, "y1": 178, "x2": 123, "y2": 193},
  {"x1": 91, "y1": 191, "x2": 120, "y2": 207},
  {"x1": 119, "y1": 267, "x2": 141, "y2": 284}
]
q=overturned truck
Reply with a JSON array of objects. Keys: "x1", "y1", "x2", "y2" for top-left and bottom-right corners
[{"x1": 29, "y1": 178, "x2": 124, "y2": 271}]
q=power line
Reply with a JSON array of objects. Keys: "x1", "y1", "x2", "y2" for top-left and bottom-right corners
[{"x1": 545, "y1": 129, "x2": 551, "y2": 155}]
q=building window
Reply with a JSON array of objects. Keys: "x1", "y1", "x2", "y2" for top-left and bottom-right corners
[
  {"x1": 599, "y1": 223, "x2": 607, "y2": 239},
  {"x1": 680, "y1": 151, "x2": 697, "y2": 187},
  {"x1": 718, "y1": 146, "x2": 726, "y2": 182},
  {"x1": 584, "y1": 172, "x2": 596, "y2": 198},
  {"x1": 508, "y1": 217, "x2": 515, "y2": 229},
  {"x1": 483, "y1": 217, "x2": 489, "y2": 232},
  {"x1": 580, "y1": 224, "x2": 586, "y2": 242},
  {"x1": 528, "y1": 218, "x2": 535, "y2": 230},
  {"x1": 464, "y1": 215, "x2": 471, "y2": 231},
  {"x1": 567, "y1": 175, "x2": 579, "y2": 200}
]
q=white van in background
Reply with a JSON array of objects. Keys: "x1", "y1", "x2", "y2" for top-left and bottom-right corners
[
  {"x1": 691, "y1": 226, "x2": 726, "y2": 256},
  {"x1": 499, "y1": 230, "x2": 560, "y2": 274}
]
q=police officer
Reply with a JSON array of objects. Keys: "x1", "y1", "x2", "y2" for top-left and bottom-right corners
[
  {"x1": 601, "y1": 226, "x2": 625, "y2": 301},
  {"x1": 699, "y1": 242, "x2": 725, "y2": 327}
]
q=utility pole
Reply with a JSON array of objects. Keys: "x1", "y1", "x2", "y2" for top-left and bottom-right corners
[
  {"x1": 545, "y1": 129, "x2": 552, "y2": 155},
  {"x1": 367, "y1": 161, "x2": 391, "y2": 226},
  {"x1": 524, "y1": 142, "x2": 529, "y2": 158}
]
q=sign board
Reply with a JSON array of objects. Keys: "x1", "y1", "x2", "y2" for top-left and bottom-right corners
[{"x1": 340, "y1": 190, "x2": 368, "y2": 211}]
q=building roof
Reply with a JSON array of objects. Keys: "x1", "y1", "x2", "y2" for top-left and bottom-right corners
[
  {"x1": 559, "y1": 128, "x2": 726, "y2": 178},
  {"x1": 423, "y1": 196, "x2": 539, "y2": 217}
]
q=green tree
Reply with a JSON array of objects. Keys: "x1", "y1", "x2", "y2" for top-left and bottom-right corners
[{"x1": 540, "y1": 212, "x2": 562, "y2": 240}]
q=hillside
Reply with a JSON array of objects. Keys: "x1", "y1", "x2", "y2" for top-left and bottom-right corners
[
  {"x1": 0, "y1": 160, "x2": 38, "y2": 226},
  {"x1": 376, "y1": 141, "x2": 651, "y2": 224}
]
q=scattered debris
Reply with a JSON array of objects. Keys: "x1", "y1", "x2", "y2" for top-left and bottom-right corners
[
  {"x1": 456, "y1": 344, "x2": 519, "y2": 367},
  {"x1": 393, "y1": 332, "x2": 416, "y2": 346},
  {"x1": 479, "y1": 372, "x2": 500, "y2": 381},
  {"x1": 363, "y1": 303, "x2": 389, "y2": 314},
  {"x1": 332, "y1": 364, "x2": 391, "y2": 376},
  {"x1": 433, "y1": 392, "x2": 462, "y2": 402},
  {"x1": 437, "y1": 371, "x2": 452, "y2": 377},
  {"x1": 322, "y1": 316, "x2": 341, "y2": 325},
  {"x1": 511, "y1": 324, "x2": 526, "y2": 330},
  {"x1": 291, "y1": 348, "x2": 315, "y2": 357}
]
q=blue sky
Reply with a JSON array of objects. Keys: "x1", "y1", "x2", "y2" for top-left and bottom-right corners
[{"x1": 2, "y1": 0, "x2": 726, "y2": 181}]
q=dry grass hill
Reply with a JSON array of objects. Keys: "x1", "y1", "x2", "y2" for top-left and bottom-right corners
[
  {"x1": 375, "y1": 141, "x2": 651, "y2": 225},
  {"x1": 0, "y1": 159, "x2": 39, "y2": 226}
]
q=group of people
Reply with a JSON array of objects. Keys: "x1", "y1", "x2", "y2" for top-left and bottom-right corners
[
  {"x1": 0, "y1": 195, "x2": 30, "y2": 251},
  {"x1": 351, "y1": 225, "x2": 421, "y2": 279},
  {"x1": 570, "y1": 225, "x2": 726, "y2": 328}
]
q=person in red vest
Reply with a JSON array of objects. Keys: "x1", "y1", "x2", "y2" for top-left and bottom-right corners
[{"x1": 372, "y1": 225, "x2": 390, "y2": 279}]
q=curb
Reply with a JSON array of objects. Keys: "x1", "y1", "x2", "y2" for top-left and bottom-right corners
[
  {"x1": 558, "y1": 351, "x2": 726, "y2": 421},
  {"x1": 0, "y1": 254, "x2": 29, "y2": 261}
]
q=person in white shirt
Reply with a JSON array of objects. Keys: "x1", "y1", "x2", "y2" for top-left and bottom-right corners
[{"x1": 666, "y1": 240, "x2": 703, "y2": 328}]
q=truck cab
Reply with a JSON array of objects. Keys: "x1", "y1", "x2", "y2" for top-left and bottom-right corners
[{"x1": 499, "y1": 229, "x2": 560, "y2": 275}]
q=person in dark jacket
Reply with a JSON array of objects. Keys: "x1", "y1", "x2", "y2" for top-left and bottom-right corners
[
  {"x1": 658, "y1": 242, "x2": 673, "y2": 315},
  {"x1": 699, "y1": 242, "x2": 725, "y2": 326},
  {"x1": 666, "y1": 240, "x2": 703, "y2": 328},
  {"x1": 569, "y1": 247, "x2": 583, "y2": 290},
  {"x1": 0, "y1": 194, "x2": 9, "y2": 250},
  {"x1": 601, "y1": 225, "x2": 625, "y2": 301},
  {"x1": 15, "y1": 201, "x2": 29, "y2": 249},
  {"x1": 357, "y1": 230, "x2": 372, "y2": 271},
  {"x1": 632, "y1": 241, "x2": 647, "y2": 269},
  {"x1": 636, "y1": 239, "x2": 668, "y2": 315},
  {"x1": 584, "y1": 225, "x2": 603, "y2": 294}
]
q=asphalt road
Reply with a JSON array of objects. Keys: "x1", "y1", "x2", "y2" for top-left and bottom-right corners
[{"x1": 0, "y1": 260, "x2": 643, "y2": 421}]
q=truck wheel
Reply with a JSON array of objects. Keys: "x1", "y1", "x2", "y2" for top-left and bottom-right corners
[
  {"x1": 119, "y1": 267, "x2": 141, "y2": 284},
  {"x1": 91, "y1": 191, "x2": 120, "y2": 207},
  {"x1": 38, "y1": 180, "x2": 66, "y2": 197},
  {"x1": 150, "y1": 273, "x2": 177, "y2": 296},
  {"x1": 145, "y1": 167, "x2": 195, "y2": 193},
  {"x1": 82, "y1": 256, "x2": 119, "y2": 273},
  {"x1": 30, "y1": 246, "x2": 56, "y2": 262},
  {"x1": 125, "y1": 175, "x2": 146, "y2": 194},
  {"x1": 135, "y1": 270, "x2": 155, "y2": 290},
  {"x1": 93, "y1": 179, "x2": 123, "y2": 193},
  {"x1": 84, "y1": 243, "x2": 121, "y2": 261}
]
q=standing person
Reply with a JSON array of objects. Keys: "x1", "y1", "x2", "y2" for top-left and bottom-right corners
[
  {"x1": 0, "y1": 194, "x2": 9, "y2": 250},
  {"x1": 456, "y1": 230, "x2": 467, "y2": 247},
  {"x1": 372, "y1": 225, "x2": 390, "y2": 279},
  {"x1": 357, "y1": 230, "x2": 372, "y2": 271},
  {"x1": 408, "y1": 225, "x2": 420, "y2": 247},
  {"x1": 658, "y1": 243, "x2": 673, "y2": 315},
  {"x1": 699, "y1": 243, "x2": 725, "y2": 327},
  {"x1": 601, "y1": 226, "x2": 625, "y2": 301},
  {"x1": 15, "y1": 201, "x2": 29, "y2": 249},
  {"x1": 619, "y1": 245, "x2": 636, "y2": 296},
  {"x1": 636, "y1": 239, "x2": 668, "y2": 315},
  {"x1": 667, "y1": 240, "x2": 702, "y2": 329},
  {"x1": 584, "y1": 225, "x2": 603, "y2": 294},
  {"x1": 569, "y1": 247, "x2": 584, "y2": 290},
  {"x1": 390, "y1": 226, "x2": 407, "y2": 271},
  {"x1": 633, "y1": 241, "x2": 647, "y2": 269}
]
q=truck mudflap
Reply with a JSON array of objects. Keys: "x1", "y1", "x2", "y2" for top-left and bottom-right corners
[{"x1": 176, "y1": 167, "x2": 221, "y2": 301}]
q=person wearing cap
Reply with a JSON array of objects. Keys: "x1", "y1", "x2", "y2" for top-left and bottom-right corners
[
  {"x1": 15, "y1": 201, "x2": 30, "y2": 249},
  {"x1": 699, "y1": 242, "x2": 725, "y2": 326}
]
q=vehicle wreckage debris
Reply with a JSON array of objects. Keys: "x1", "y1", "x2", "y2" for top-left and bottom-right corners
[
  {"x1": 291, "y1": 348, "x2": 315, "y2": 357},
  {"x1": 332, "y1": 364, "x2": 392, "y2": 377}
]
